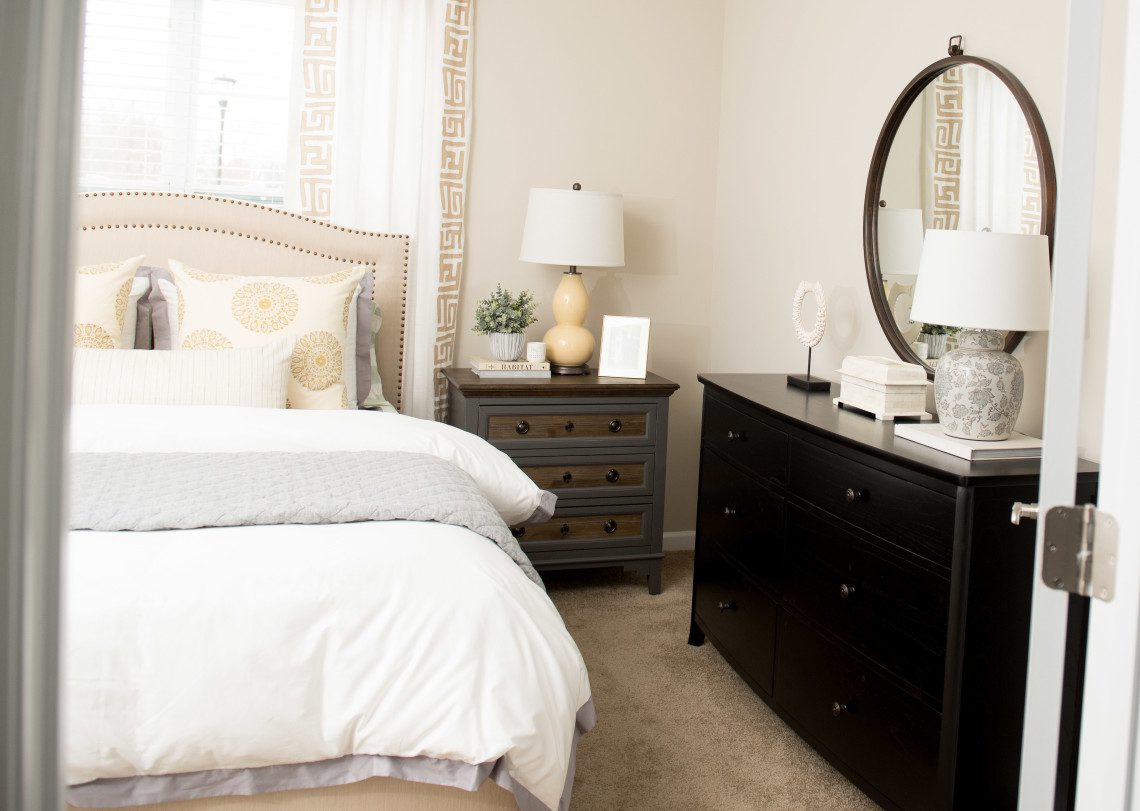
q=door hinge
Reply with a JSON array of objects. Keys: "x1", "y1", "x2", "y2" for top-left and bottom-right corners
[{"x1": 1012, "y1": 502, "x2": 1118, "y2": 602}]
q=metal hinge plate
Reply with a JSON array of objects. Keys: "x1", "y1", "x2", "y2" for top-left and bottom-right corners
[{"x1": 1042, "y1": 504, "x2": 1118, "y2": 602}]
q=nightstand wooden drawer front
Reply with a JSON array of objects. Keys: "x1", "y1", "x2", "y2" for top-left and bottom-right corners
[
  {"x1": 775, "y1": 614, "x2": 939, "y2": 811},
  {"x1": 701, "y1": 394, "x2": 788, "y2": 485},
  {"x1": 510, "y1": 504, "x2": 647, "y2": 548},
  {"x1": 694, "y1": 550, "x2": 777, "y2": 695},
  {"x1": 697, "y1": 450, "x2": 784, "y2": 592},
  {"x1": 788, "y1": 439, "x2": 955, "y2": 568},
  {"x1": 480, "y1": 403, "x2": 655, "y2": 449},
  {"x1": 784, "y1": 505, "x2": 948, "y2": 701},
  {"x1": 517, "y1": 455, "x2": 652, "y2": 498}
]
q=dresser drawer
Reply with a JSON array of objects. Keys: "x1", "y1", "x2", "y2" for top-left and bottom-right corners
[
  {"x1": 788, "y1": 439, "x2": 955, "y2": 567},
  {"x1": 697, "y1": 451, "x2": 784, "y2": 592},
  {"x1": 480, "y1": 404, "x2": 655, "y2": 449},
  {"x1": 517, "y1": 455, "x2": 652, "y2": 499},
  {"x1": 694, "y1": 551, "x2": 777, "y2": 695},
  {"x1": 775, "y1": 614, "x2": 940, "y2": 810},
  {"x1": 510, "y1": 504, "x2": 647, "y2": 549},
  {"x1": 701, "y1": 394, "x2": 788, "y2": 485},
  {"x1": 784, "y1": 505, "x2": 948, "y2": 701}
]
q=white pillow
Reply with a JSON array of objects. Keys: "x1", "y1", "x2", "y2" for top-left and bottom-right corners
[
  {"x1": 72, "y1": 336, "x2": 295, "y2": 408},
  {"x1": 73, "y1": 256, "x2": 145, "y2": 348}
]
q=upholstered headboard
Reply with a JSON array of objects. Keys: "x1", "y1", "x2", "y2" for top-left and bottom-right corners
[{"x1": 75, "y1": 192, "x2": 410, "y2": 411}]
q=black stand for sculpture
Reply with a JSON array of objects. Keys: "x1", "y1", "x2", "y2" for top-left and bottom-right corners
[{"x1": 786, "y1": 346, "x2": 831, "y2": 392}]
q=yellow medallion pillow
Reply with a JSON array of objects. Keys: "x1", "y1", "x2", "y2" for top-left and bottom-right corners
[
  {"x1": 73, "y1": 256, "x2": 146, "y2": 348},
  {"x1": 167, "y1": 261, "x2": 365, "y2": 410}
]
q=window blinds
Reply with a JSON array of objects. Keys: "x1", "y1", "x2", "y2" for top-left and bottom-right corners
[{"x1": 78, "y1": 0, "x2": 296, "y2": 203}]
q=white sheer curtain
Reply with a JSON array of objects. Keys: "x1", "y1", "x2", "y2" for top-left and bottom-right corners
[{"x1": 285, "y1": 0, "x2": 472, "y2": 420}]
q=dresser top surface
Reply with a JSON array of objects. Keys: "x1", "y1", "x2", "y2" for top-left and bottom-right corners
[
  {"x1": 445, "y1": 367, "x2": 679, "y2": 398},
  {"x1": 698, "y1": 373, "x2": 1098, "y2": 484}
]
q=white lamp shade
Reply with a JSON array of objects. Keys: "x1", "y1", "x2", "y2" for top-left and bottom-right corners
[
  {"x1": 878, "y1": 208, "x2": 924, "y2": 281},
  {"x1": 519, "y1": 187, "x2": 625, "y2": 267},
  {"x1": 910, "y1": 230, "x2": 1052, "y2": 331}
]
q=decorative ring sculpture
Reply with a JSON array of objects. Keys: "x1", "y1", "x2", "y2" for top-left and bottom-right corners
[{"x1": 791, "y1": 281, "x2": 827, "y2": 348}]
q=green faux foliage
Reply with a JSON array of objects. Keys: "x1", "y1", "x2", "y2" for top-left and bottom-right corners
[
  {"x1": 920, "y1": 323, "x2": 960, "y2": 336},
  {"x1": 472, "y1": 284, "x2": 539, "y2": 335}
]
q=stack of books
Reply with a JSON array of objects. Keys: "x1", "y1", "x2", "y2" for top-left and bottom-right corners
[
  {"x1": 469, "y1": 356, "x2": 551, "y2": 379},
  {"x1": 894, "y1": 423, "x2": 1043, "y2": 461}
]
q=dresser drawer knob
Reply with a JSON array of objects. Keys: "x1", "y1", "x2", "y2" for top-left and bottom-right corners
[
  {"x1": 723, "y1": 506, "x2": 738, "y2": 517},
  {"x1": 717, "y1": 600, "x2": 737, "y2": 612},
  {"x1": 831, "y1": 701, "x2": 849, "y2": 717},
  {"x1": 515, "y1": 420, "x2": 530, "y2": 435},
  {"x1": 726, "y1": 429, "x2": 746, "y2": 442},
  {"x1": 562, "y1": 471, "x2": 573, "y2": 484},
  {"x1": 608, "y1": 419, "x2": 623, "y2": 433},
  {"x1": 844, "y1": 487, "x2": 867, "y2": 503},
  {"x1": 603, "y1": 519, "x2": 617, "y2": 534},
  {"x1": 511, "y1": 526, "x2": 525, "y2": 538},
  {"x1": 839, "y1": 583, "x2": 855, "y2": 600},
  {"x1": 606, "y1": 468, "x2": 620, "y2": 483},
  {"x1": 564, "y1": 420, "x2": 574, "y2": 432},
  {"x1": 560, "y1": 523, "x2": 570, "y2": 536}
]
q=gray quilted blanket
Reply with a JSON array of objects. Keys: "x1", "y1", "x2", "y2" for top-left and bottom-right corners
[{"x1": 70, "y1": 451, "x2": 542, "y2": 587}]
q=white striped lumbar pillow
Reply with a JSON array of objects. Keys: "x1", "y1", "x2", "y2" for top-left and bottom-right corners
[{"x1": 72, "y1": 336, "x2": 295, "y2": 409}]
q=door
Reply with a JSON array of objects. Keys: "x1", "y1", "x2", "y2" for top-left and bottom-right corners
[{"x1": 1018, "y1": 0, "x2": 1140, "y2": 807}]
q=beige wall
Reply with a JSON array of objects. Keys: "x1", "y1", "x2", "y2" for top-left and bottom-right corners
[
  {"x1": 460, "y1": 0, "x2": 726, "y2": 533},
  {"x1": 710, "y1": 0, "x2": 1124, "y2": 463}
]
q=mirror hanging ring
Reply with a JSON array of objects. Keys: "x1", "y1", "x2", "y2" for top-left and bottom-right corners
[
  {"x1": 787, "y1": 281, "x2": 830, "y2": 392},
  {"x1": 861, "y1": 37, "x2": 1056, "y2": 378}
]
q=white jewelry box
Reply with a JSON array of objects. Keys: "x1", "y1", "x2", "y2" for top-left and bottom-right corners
[{"x1": 833, "y1": 355, "x2": 932, "y2": 421}]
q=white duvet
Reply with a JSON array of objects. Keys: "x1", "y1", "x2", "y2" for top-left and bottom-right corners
[{"x1": 65, "y1": 405, "x2": 591, "y2": 809}]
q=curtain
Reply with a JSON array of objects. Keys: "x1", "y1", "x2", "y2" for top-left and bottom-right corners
[
  {"x1": 285, "y1": 0, "x2": 474, "y2": 420},
  {"x1": 920, "y1": 66, "x2": 1038, "y2": 235}
]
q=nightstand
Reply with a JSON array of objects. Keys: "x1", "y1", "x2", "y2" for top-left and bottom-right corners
[{"x1": 443, "y1": 368, "x2": 679, "y2": 594}]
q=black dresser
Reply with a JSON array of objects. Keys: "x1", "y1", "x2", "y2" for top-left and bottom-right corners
[{"x1": 689, "y1": 374, "x2": 1097, "y2": 809}]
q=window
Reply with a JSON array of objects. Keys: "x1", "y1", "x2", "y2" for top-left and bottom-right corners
[{"x1": 79, "y1": 0, "x2": 296, "y2": 203}]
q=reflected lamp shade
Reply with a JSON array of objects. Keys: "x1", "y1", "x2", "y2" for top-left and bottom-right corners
[
  {"x1": 878, "y1": 208, "x2": 925, "y2": 281},
  {"x1": 910, "y1": 230, "x2": 1052, "y2": 330},
  {"x1": 519, "y1": 188, "x2": 625, "y2": 268}
]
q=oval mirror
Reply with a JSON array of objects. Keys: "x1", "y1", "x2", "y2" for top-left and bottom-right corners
[{"x1": 863, "y1": 47, "x2": 1056, "y2": 376}]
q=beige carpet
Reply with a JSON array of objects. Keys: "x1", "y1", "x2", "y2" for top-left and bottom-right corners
[{"x1": 544, "y1": 551, "x2": 879, "y2": 810}]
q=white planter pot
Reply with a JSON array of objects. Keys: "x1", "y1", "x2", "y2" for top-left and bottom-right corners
[
  {"x1": 920, "y1": 333, "x2": 948, "y2": 359},
  {"x1": 489, "y1": 332, "x2": 525, "y2": 361}
]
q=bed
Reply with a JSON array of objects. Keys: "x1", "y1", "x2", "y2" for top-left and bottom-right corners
[{"x1": 65, "y1": 193, "x2": 593, "y2": 811}]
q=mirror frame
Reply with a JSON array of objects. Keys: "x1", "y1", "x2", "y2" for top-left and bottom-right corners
[{"x1": 862, "y1": 53, "x2": 1057, "y2": 377}]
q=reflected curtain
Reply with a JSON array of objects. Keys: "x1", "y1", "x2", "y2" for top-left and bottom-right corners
[{"x1": 285, "y1": 0, "x2": 475, "y2": 420}]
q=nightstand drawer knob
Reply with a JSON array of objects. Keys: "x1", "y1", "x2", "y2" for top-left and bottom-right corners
[
  {"x1": 844, "y1": 487, "x2": 867, "y2": 503},
  {"x1": 562, "y1": 471, "x2": 573, "y2": 484},
  {"x1": 560, "y1": 523, "x2": 570, "y2": 536},
  {"x1": 608, "y1": 419, "x2": 622, "y2": 433},
  {"x1": 723, "y1": 506, "x2": 737, "y2": 517},
  {"x1": 839, "y1": 583, "x2": 855, "y2": 600},
  {"x1": 564, "y1": 420, "x2": 574, "y2": 432},
  {"x1": 727, "y1": 429, "x2": 746, "y2": 441},
  {"x1": 717, "y1": 600, "x2": 737, "y2": 612},
  {"x1": 603, "y1": 519, "x2": 617, "y2": 534},
  {"x1": 510, "y1": 526, "x2": 525, "y2": 538},
  {"x1": 515, "y1": 420, "x2": 530, "y2": 435},
  {"x1": 831, "y1": 701, "x2": 849, "y2": 717},
  {"x1": 606, "y1": 468, "x2": 620, "y2": 483}
]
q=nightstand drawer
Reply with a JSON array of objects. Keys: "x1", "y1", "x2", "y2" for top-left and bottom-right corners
[
  {"x1": 479, "y1": 403, "x2": 656, "y2": 449},
  {"x1": 510, "y1": 506, "x2": 646, "y2": 547},
  {"x1": 517, "y1": 455, "x2": 653, "y2": 498}
]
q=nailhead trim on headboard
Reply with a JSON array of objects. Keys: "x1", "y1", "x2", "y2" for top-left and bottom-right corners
[{"x1": 79, "y1": 192, "x2": 411, "y2": 411}]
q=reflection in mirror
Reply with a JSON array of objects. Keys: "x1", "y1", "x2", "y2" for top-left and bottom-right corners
[{"x1": 877, "y1": 64, "x2": 1041, "y2": 368}]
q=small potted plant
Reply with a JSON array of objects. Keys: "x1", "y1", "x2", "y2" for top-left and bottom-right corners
[
  {"x1": 472, "y1": 284, "x2": 538, "y2": 361},
  {"x1": 918, "y1": 323, "x2": 959, "y2": 359}
]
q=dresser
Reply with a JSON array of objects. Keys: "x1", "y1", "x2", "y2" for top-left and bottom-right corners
[
  {"x1": 690, "y1": 374, "x2": 1097, "y2": 809},
  {"x1": 443, "y1": 368, "x2": 679, "y2": 593}
]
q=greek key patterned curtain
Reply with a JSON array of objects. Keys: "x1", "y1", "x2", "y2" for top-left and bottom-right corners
[{"x1": 286, "y1": 0, "x2": 474, "y2": 421}]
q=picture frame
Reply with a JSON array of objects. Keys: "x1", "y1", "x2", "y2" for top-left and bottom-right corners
[{"x1": 598, "y1": 315, "x2": 651, "y2": 379}]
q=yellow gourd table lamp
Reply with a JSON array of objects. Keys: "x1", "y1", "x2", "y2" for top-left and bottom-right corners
[{"x1": 519, "y1": 183, "x2": 625, "y2": 374}]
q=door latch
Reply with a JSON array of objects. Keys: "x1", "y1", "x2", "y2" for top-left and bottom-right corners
[{"x1": 1011, "y1": 502, "x2": 1118, "y2": 602}]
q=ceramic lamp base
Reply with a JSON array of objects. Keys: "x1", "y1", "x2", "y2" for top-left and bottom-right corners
[{"x1": 933, "y1": 329, "x2": 1025, "y2": 441}]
